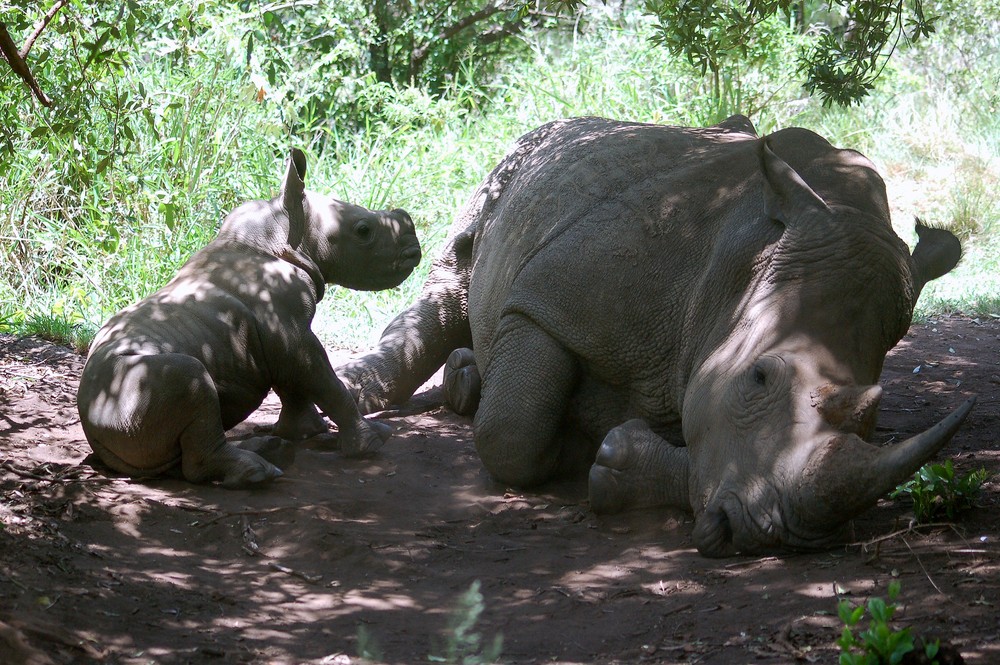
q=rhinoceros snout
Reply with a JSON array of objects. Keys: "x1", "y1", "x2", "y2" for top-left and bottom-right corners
[
  {"x1": 693, "y1": 504, "x2": 736, "y2": 558},
  {"x1": 399, "y1": 243, "x2": 422, "y2": 270}
]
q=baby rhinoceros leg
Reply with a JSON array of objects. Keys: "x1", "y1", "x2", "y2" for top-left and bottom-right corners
[
  {"x1": 443, "y1": 347, "x2": 481, "y2": 416},
  {"x1": 234, "y1": 436, "x2": 295, "y2": 473},
  {"x1": 79, "y1": 353, "x2": 283, "y2": 489},
  {"x1": 272, "y1": 391, "x2": 329, "y2": 440}
]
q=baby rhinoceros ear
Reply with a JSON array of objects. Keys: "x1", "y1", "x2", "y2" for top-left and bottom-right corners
[{"x1": 281, "y1": 148, "x2": 308, "y2": 247}]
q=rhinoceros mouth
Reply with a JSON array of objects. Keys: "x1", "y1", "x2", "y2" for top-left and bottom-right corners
[
  {"x1": 693, "y1": 489, "x2": 845, "y2": 557},
  {"x1": 398, "y1": 254, "x2": 421, "y2": 271}
]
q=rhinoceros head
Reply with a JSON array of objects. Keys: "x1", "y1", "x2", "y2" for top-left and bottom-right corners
[
  {"x1": 679, "y1": 138, "x2": 972, "y2": 557},
  {"x1": 279, "y1": 149, "x2": 422, "y2": 292},
  {"x1": 221, "y1": 149, "x2": 421, "y2": 294}
]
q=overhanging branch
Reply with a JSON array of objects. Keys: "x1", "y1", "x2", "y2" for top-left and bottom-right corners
[
  {"x1": 411, "y1": 1, "x2": 507, "y2": 74},
  {"x1": 21, "y1": 0, "x2": 69, "y2": 59},
  {"x1": 0, "y1": 22, "x2": 53, "y2": 106}
]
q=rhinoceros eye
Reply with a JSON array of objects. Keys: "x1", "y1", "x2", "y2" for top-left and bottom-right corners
[
  {"x1": 752, "y1": 364, "x2": 767, "y2": 386},
  {"x1": 354, "y1": 220, "x2": 373, "y2": 242}
]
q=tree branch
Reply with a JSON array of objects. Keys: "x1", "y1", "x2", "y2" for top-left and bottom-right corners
[
  {"x1": 21, "y1": 0, "x2": 69, "y2": 59},
  {"x1": 478, "y1": 10, "x2": 559, "y2": 47},
  {"x1": 0, "y1": 22, "x2": 53, "y2": 106},
  {"x1": 411, "y1": 1, "x2": 507, "y2": 72}
]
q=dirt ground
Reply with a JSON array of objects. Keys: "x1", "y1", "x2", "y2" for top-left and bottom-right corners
[{"x1": 0, "y1": 316, "x2": 998, "y2": 665}]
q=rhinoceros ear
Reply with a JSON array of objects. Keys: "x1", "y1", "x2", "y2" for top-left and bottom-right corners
[
  {"x1": 281, "y1": 148, "x2": 307, "y2": 204},
  {"x1": 281, "y1": 148, "x2": 308, "y2": 246},
  {"x1": 761, "y1": 139, "x2": 829, "y2": 225},
  {"x1": 911, "y1": 218, "x2": 962, "y2": 294}
]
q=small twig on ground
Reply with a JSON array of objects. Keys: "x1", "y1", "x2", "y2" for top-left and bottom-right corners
[
  {"x1": 0, "y1": 573, "x2": 29, "y2": 591},
  {"x1": 900, "y1": 536, "x2": 964, "y2": 607},
  {"x1": 267, "y1": 561, "x2": 322, "y2": 584},
  {"x1": 0, "y1": 461, "x2": 50, "y2": 482},
  {"x1": 241, "y1": 515, "x2": 260, "y2": 556},
  {"x1": 0, "y1": 460, "x2": 116, "y2": 484},
  {"x1": 723, "y1": 555, "x2": 780, "y2": 569},
  {"x1": 853, "y1": 521, "x2": 957, "y2": 549},
  {"x1": 194, "y1": 505, "x2": 300, "y2": 527}
]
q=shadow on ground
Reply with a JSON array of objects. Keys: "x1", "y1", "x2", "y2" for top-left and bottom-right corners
[{"x1": 0, "y1": 316, "x2": 998, "y2": 664}]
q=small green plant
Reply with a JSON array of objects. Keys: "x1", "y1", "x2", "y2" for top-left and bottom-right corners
[
  {"x1": 429, "y1": 580, "x2": 503, "y2": 665},
  {"x1": 891, "y1": 460, "x2": 991, "y2": 523},
  {"x1": 836, "y1": 580, "x2": 940, "y2": 665},
  {"x1": 356, "y1": 623, "x2": 383, "y2": 662}
]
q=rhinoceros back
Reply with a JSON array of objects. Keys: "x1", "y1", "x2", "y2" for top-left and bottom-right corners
[{"x1": 467, "y1": 117, "x2": 763, "y2": 386}]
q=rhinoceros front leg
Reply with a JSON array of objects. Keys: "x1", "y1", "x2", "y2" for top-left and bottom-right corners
[
  {"x1": 588, "y1": 419, "x2": 691, "y2": 514},
  {"x1": 337, "y1": 228, "x2": 475, "y2": 414},
  {"x1": 474, "y1": 314, "x2": 581, "y2": 487},
  {"x1": 271, "y1": 391, "x2": 329, "y2": 440},
  {"x1": 291, "y1": 333, "x2": 392, "y2": 457},
  {"x1": 79, "y1": 353, "x2": 284, "y2": 488}
]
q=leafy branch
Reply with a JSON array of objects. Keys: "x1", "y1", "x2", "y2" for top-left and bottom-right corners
[
  {"x1": 0, "y1": 0, "x2": 69, "y2": 106},
  {"x1": 643, "y1": 0, "x2": 940, "y2": 105}
]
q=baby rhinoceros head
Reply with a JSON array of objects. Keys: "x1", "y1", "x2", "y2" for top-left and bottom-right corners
[
  {"x1": 303, "y1": 197, "x2": 422, "y2": 291},
  {"x1": 280, "y1": 147, "x2": 421, "y2": 291}
]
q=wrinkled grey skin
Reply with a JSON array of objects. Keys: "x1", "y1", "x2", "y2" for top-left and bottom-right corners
[
  {"x1": 77, "y1": 149, "x2": 421, "y2": 488},
  {"x1": 337, "y1": 116, "x2": 974, "y2": 556}
]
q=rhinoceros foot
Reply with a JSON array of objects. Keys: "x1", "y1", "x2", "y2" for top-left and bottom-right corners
[
  {"x1": 588, "y1": 420, "x2": 691, "y2": 515},
  {"x1": 183, "y1": 444, "x2": 284, "y2": 489},
  {"x1": 273, "y1": 405, "x2": 328, "y2": 441},
  {"x1": 443, "y1": 348, "x2": 481, "y2": 416},
  {"x1": 221, "y1": 456, "x2": 283, "y2": 488},
  {"x1": 339, "y1": 419, "x2": 392, "y2": 458},
  {"x1": 235, "y1": 435, "x2": 296, "y2": 471}
]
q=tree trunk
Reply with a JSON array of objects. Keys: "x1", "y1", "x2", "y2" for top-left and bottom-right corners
[{"x1": 369, "y1": 0, "x2": 393, "y2": 84}]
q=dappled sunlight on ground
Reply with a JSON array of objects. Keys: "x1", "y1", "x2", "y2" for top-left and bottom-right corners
[{"x1": 1, "y1": 321, "x2": 998, "y2": 663}]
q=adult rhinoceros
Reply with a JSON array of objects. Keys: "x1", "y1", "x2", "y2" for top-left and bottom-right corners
[{"x1": 337, "y1": 115, "x2": 974, "y2": 557}]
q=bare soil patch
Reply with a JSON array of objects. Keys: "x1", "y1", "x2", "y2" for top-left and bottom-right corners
[{"x1": 1, "y1": 316, "x2": 998, "y2": 664}]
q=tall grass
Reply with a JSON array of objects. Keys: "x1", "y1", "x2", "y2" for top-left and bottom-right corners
[{"x1": 2, "y1": 4, "x2": 998, "y2": 351}]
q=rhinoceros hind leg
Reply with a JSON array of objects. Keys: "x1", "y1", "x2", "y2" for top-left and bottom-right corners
[
  {"x1": 181, "y1": 429, "x2": 284, "y2": 489},
  {"x1": 235, "y1": 435, "x2": 296, "y2": 471},
  {"x1": 588, "y1": 419, "x2": 691, "y2": 514},
  {"x1": 214, "y1": 450, "x2": 283, "y2": 489},
  {"x1": 444, "y1": 348, "x2": 481, "y2": 416}
]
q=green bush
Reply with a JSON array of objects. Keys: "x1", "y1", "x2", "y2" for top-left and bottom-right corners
[
  {"x1": 891, "y1": 460, "x2": 990, "y2": 523},
  {"x1": 836, "y1": 581, "x2": 940, "y2": 665}
]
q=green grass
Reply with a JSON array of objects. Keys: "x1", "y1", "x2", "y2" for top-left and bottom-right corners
[{"x1": 2, "y1": 6, "x2": 999, "y2": 351}]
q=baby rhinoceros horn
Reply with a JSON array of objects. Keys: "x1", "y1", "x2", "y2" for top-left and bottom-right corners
[{"x1": 796, "y1": 396, "x2": 976, "y2": 527}]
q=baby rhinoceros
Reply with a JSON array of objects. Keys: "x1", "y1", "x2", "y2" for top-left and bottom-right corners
[{"x1": 77, "y1": 149, "x2": 421, "y2": 488}]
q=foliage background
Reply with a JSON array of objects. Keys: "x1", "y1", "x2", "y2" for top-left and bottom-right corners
[{"x1": 1, "y1": 0, "x2": 998, "y2": 351}]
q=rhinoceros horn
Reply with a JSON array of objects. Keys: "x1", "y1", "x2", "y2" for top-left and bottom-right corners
[{"x1": 798, "y1": 396, "x2": 976, "y2": 524}]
